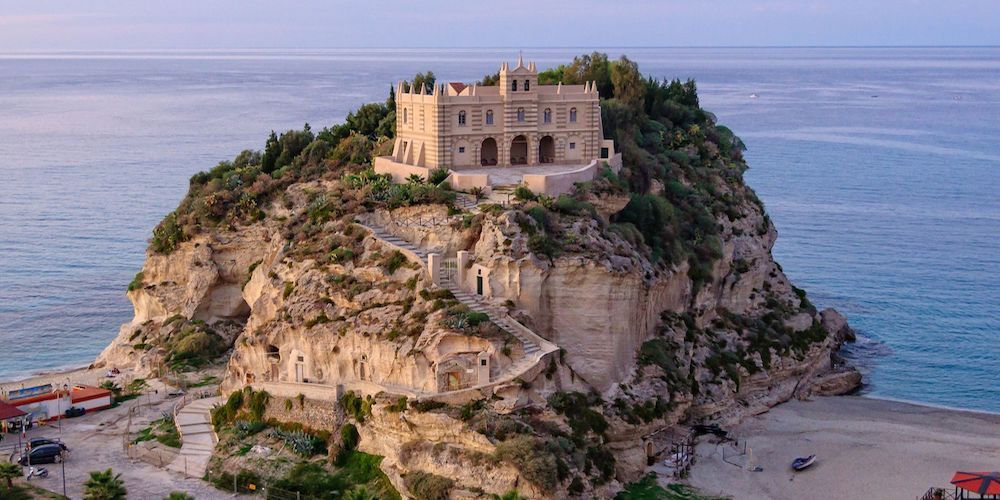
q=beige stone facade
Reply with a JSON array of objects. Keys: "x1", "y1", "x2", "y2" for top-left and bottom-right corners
[{"x1": 387, "y1": 56, "x2": 613, "y2": 170}]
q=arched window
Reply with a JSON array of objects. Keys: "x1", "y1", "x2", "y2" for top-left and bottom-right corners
[
  {"x1": 517, "y1": 107, "x2": 525, "y2": 122},
  {"x1": 543, "y1": 108, "x2": 552, "y2": 124},
  {"x1": 458, "y1": 110, "x2": 466, "y2": 126},
  {"x1": 403, "y1": 108, "x2": 408, "y2": 124},
  {"x1": 524, "y1": 79, "x2": 530, "y2": 91},
  {"x1": 486, "y1": 110, "x2": 494, "y2": 125},
  {"x1": 569, "y1": 107, "x2": 577, "y2": 123},
  {"x1": 512, "y1": 80, "x2": 518, "y2": 92}
]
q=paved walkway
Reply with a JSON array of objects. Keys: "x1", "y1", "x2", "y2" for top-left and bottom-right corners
[{"x1": 168, "y1": 396, "x2": 221, "y2": 479}]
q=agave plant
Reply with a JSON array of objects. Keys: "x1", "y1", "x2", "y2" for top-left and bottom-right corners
[{"x1": 273, "y1": 428, "x2": 321, "y2": 456}]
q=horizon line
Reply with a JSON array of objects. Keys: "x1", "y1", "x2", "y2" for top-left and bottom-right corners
[{"x1": 1, "y1": 44, "x2": 999, "y2": 53}]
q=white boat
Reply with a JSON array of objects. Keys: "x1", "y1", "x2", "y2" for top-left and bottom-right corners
[{"x1": 792, "y1": 454, "x2": 817, "y2": 471}]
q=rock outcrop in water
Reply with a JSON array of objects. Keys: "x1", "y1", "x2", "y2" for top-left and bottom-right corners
[{"x1": 96, "y1": 53, "x2": 860, "y2": 498}]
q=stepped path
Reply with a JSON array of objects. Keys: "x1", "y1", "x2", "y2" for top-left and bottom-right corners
[
  {"x1": 168, "y1": 396, "x2": 221, "y2": 478},
  {"x1": 360, "y1": 219, "x2": 557, "y2": 395}
]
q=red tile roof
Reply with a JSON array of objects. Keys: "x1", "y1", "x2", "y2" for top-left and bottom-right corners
[
  {"x1": 0, "y1": 400, "x2": 27, "y2": 421},
  {"x1": 449, "y1": 82, "x2": 467, "y2": 94}
]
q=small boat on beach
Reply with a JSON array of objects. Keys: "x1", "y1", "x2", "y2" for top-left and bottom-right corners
[{"x1": 792, "y1": 455, "x2": 817, "y2": 471}]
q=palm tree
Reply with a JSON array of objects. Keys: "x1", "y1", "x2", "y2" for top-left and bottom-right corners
[
  {"x1": 164, "y1": 492, "x2": 194, "y2": 500},
  {"x1": 490, "y1": 491, "x2": 525, "y2": 500},
  {"x1": 0, "y1": 462, "x2": 22, "y2": 490},
  {"x1": 406, "y1": 173, "x2": 425, "y2": 184},
  {"x1": 83, "y1": 468, "x2": 127, "y2": 500}
]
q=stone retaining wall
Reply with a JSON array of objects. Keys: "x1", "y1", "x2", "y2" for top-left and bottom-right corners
[{"x1": 263, "y1": 394, "x2": 342, "y2": 431}]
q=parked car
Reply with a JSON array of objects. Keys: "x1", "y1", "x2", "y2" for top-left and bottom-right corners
[
  {"x1": 16, "y1": 444, "x2": 64, "y2": 465},
  {"x1": 27, "y1": 437, "x2": 68, "y2": 452},
  {"x1": 63, "y1": 407, "x2": 85, "y2": 418}
]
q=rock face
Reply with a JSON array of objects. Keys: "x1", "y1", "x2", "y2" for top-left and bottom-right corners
[
  {"x1": 99, "y1": 175, "x2": 860, "y2": 498},
  {"x1": 94, "y1": 225, "x2": 271, "y2": 373}
]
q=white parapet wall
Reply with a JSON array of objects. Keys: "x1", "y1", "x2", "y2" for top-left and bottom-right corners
[
  {"x1": 446, "y1": 171, "x2": 491, "y2": 192},
  {"x1": 522, "y1": 159, "x2": 601, "y2": 197},
  {"x1": 374, "y1": 156, "x2": 432, "y2": 184}
]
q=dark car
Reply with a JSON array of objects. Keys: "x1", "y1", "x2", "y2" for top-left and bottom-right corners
[
  {"x1": 16, "y1": 444, "x2": 64, "y2": 465},
  {"x1": 28, "y1": 438, "x2": 68, "y2": 452},
  {"x1": 64, "y1": 407, "x2": 85, "y2": 418}
]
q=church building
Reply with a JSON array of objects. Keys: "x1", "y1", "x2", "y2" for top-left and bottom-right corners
[{"x1": 385, "y1": 56, "x2": 614, "y2": 170}]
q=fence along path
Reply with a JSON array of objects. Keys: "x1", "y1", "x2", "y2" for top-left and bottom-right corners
[{"x1": 168, "y1": 395, "x2": 222, "y2": 478}]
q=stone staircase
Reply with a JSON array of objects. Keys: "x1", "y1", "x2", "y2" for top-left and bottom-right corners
[
  {"x1": 361, "y1": 221, "x2": 554, "y2": 386},
  {"x1": 448, "y1": 287, "x2": 541, "y2": 357},
  {"x1": 168, "y1": 396, "x2": 221, "y2": 478},
  {"x1": 455, "y1": 192, "x2": 479, "y2": 211}
]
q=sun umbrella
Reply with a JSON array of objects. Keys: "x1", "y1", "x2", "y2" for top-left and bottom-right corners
[{"x1": 952, "y1": 471, "x2": 1000, "y2": 496}]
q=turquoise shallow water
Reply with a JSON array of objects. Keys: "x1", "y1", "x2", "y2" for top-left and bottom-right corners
[{"x1": 1, "y1": 48, "x2": 997, "y2": 411}]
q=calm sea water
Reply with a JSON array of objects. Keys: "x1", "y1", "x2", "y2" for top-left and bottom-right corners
[{"x1": 1, "y1": 48, "x2": 997, "y2": 412}]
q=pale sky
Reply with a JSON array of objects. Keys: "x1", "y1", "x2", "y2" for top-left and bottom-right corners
[{"x1": 0, "y1": 0, "x2": 997, "y2": 50}]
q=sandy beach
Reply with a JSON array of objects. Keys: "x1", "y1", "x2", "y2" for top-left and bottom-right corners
[
  {"x1": 0, "y1": 366, "x2": 112, "y2": 395},
  {"x1": 686, "y1": 396, "x2": 1000, "y2": 500}
]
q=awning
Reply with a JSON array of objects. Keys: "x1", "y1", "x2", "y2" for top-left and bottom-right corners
[
  {"x1": 952, "y1": 471, "x2": 1000, "y2": 496},
  {"x1": 0, "y1": 400, "x2": 27, "y2": 421}
]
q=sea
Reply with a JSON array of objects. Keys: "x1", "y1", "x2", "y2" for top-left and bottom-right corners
[{"x1": 1, "y1": 48, "x2": 997, "y2": 413}]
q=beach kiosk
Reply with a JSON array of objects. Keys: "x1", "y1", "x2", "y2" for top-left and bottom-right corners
[
  {"x1": 0, "y1": 400, "x2": 27, "y2": 430},
  {"x1": 951, "y1": 471, "x2": 1000, "y2": 499},
  {"x1": 0, "y1": 400, "x2": 28, "y2": 444}
]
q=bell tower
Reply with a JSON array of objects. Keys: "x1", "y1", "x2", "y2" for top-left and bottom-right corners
[{"x1": 499, "y1": 53, "x2": 537, "y2": 97}]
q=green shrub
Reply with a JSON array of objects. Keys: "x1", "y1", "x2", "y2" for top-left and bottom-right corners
[
  {"x1": 340, "y1": 423, "x2": 360, "y2": 452},
  {"x1": 547, "y1": 391, "x2": 608, "y2": 438},
  {"x1": 428, "y1": 167, "x2": 450, "y2": 185},
  {"x1": 151, "y1": 212, "x2": 185, "y2": 254},
  {"x1": 127, "y1": 272, "x2": 145, "y2": 292},
  {"x1": 494, "y1": 436, "x2": 558, "y2": 492},
  {"x1": 404, "y1": 471, "x2": 454, "y2": 500},
  {"x1": 382, "y1": 250, "x2": 408, "y2": 275},
  {"x1": 330, "y1": 247, "x2": 356, "y2": 263},
  {"x1": 528, "y1": 234, "x2": 559, "y2": 259},
  {"x1": 283, "y1": 281, "x2": 295, "y2": 299},
  {"x1": 513, "y1": 186, "x2": 536, "y2": 201},
  {"x1": 385, "y1": 397, "x2": 408, "y2": 413},
  {"x1": 271, "y1": 463, "x2": 348, "y2": 499},
  {"x1": 409, "y1": 400, "x2": 448, "y2": 413},
  {"x1": 340, "y1": 391, "x2": 373, "y2": 423}
]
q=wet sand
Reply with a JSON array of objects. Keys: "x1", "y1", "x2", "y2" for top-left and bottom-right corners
[{"x1": 686, "y1": 396, "x2": 1000, "y2": 500}]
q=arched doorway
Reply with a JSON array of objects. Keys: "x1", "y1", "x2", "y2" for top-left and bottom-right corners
[
  {"x1": 480, "y1": 138, "x2": 498, "y2": 166},
  {"x1": 538, "y1": 136, "x2": 555, "y2": 164},
  {"x1": 510, "y1": 135, "x2": 528, "y2": 165}
]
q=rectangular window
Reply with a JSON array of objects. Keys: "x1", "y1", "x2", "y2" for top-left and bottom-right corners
[
  {"x1": 600, "y1": 147, "x2": 609, "y2": 158},
  {"x1": 480, "y1": 359, "x2": 487, "y2": 366},
  {"x1": 458, "y1": 147, "x2": 465, "y2": 153},
  {"x1": 569, "y1": 142, "x2": 576, "y2": 149}
]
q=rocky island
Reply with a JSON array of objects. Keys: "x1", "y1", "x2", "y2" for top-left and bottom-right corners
[{"x1": 94, "y1": 53, "x2": 861, "y2": 498}]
